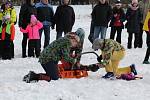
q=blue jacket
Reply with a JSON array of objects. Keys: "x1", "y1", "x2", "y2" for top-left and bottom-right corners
[{"x1": 35, "y1": 2, "x2": 54, "y2": 26}]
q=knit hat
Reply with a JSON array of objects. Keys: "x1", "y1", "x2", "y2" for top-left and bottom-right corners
[
  {"x1": 75, "y1": 28, "x2": 85, "y2": 43},
  {"x1": 30, "y1": 15, "x2": 37, "y2": 24},
  {"x1": 65, "y1": 33, "x2": 80, "y2": 43},
  {"x1": 132, "y1": 0, "x2": 138, "y2": 4},
  {"x1": 92, "y1": 38, "x2": 104, "y2": 51}
]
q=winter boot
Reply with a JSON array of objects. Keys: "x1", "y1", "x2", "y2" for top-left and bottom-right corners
[
  {"x1": 23, "y1": 71, "x2": 39, "y2": 83},
  {"x1": 130, "y1": 64, "x2": 137, "y2": 75},
  {"x1": 102, "y1": 72, "x2": 114, "y2": 79},
  {"x1": 38, "y1": 74, "x2": 51, "y2": 82},
  {"x1": 143, "y1": 61, "x2": 150, "y2": 64}
]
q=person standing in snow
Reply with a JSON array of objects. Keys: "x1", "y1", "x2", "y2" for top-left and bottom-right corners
[
  {"x1": 109, "y1": 0, "x2": 125, "y2": 44},
  {"x1": 19, "y1": 0, "x2": 37, "y2": 58},
  {"x1": 35, "y1": 0, "x2": 54, "y2": 49},
  {"x1": 92, "y1": 39, "x2": 138, "y2": 79},
  {"x1": 20, "y1": 15, "x2": 43, "y2": 58},
  {"x1": 0, "y1": 3, "x2": 5, "y2": 58},
  {"x1": 91, "y1": 0, "x2": 112, "y2": 41},
  {"x1": 125, "y1": 0, "x2": 142, "y2": 49},
  {"x1": 139, "y1": 0, "x2": 150, "y2": 64},
  {"x1": 143, "y1": 10, "x2": 150, "y2": 64},
  {"x1": 23, "y1": 33, "x2": 80, "y2": 83},
  {"x1": 53, "y1": 0, "x2": 75, "y2": 39},
  {"x1": 0, "y1": 14, "x2": 15, "y2": 60}
]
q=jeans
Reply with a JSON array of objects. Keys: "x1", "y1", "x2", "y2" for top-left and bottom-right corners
[
  {"x1": 41, "y1": 61, "x2": 59, "y2": 80},
  {"x1": 39, "y1": 25, "x2": 50, "y2": 48},
  {"x1": 93, "y1": 26, "x2": 107, "y2": 40}
]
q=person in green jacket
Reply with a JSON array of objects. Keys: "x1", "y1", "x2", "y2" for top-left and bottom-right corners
[
  {"x1": 92, "y1": 39, "x2": 138, "y2": 79},
  {"x1": 23, "y1": 33, "x2": 80, "y2": 83},
  {"x1": 3, "y1": 1, "x2": 17, "y2": 24}
]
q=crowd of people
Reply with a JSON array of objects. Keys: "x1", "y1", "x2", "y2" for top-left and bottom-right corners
[{"x1": 0, "y1": 0, "x2": 149, "y2": 82}]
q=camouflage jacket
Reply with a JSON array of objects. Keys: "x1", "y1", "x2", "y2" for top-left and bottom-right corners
[
  {"x1": 100, "y1": 39, "x2": 125, "y2": 66},
  {"x1": 39, "y1": 37, "x2": 75, "y2": 64}
]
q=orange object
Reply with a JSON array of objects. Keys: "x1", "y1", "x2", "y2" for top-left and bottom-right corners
[{"x1": 58, "y1": 60, "x2": 88, "y2": 78}]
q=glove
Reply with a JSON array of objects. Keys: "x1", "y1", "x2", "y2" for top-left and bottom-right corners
[
  {"x1": 97, "y1": 55, "x2": 102, "y2": 62},
  {"x1": 72, "y1": 62, "x2": 80, "y2": 70},
  {"x1": 88, "y1": 64, "x2": 99, "y2": 72}
]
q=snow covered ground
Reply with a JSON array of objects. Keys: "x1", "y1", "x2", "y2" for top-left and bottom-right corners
[{"x1": 0, "y1": 5, "x2": 150, "y2": 100}]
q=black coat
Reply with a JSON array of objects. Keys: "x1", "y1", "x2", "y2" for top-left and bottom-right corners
[
  {"x1": 109, "y1": 7, "x2": 126, "y2": 29},
  {"x1": 18, "y1": 4, "x2": 37, "y2": 29},
  {"x1": 54, "y1": 5, "x2": 75, "y2": 32},
  {"x1": 126, "y1": 7, "x2": 142, "y2": 33},
  {"x1": 91, "y1": 2, "x2": 112, "y2": 27}
]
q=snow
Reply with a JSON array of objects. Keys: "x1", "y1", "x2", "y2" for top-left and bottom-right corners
[{"x1": 0, "y1": 5, "x2": 150, "y2": 100}]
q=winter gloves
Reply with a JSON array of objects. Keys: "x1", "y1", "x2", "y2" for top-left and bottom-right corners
[{"x1": 97, "y1": 55, "x2": 102, "y2": 62}]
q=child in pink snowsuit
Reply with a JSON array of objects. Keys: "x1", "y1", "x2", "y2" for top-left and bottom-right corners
[{"x1": 20, "y1": 15, "x2": 43, "y2": 57}]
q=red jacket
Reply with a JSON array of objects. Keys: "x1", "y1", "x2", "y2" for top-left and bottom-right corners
[{"x1": 1, "y1": 23, "x2": 15, "y2": 41}]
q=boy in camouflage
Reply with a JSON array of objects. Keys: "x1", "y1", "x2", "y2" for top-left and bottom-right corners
[{"x1": 92, "y1": 39, "x2": 138, "y2": 79}]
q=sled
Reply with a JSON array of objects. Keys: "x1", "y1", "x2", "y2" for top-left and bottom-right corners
[
  {"x1": 58, "y1": 51, "x2": 100, "y2": 79},
  {"x1": 58, "y1": 63, "x2": 88, "y2": 79}
]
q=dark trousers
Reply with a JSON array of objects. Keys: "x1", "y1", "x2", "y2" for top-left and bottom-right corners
[
  {"x1": 127, "y1": 32, "x2": 139, "y2": 49},
  {"x1": 22, "y1": 33, "x2": 28, "y2": 57},
  {"x1": 41, "y1": 61, "x2": 59, "y2": 80},
  {"x1": 56, "y1": 29, "x2": 71, "y2": 39},
  {"x1": 144, "y1": 33, "x2": 150, "y2": 61},
  {"x1": 1, "y1": 40, "x2": 14, "y2": 60},
  {"x1": 146, "y1": 31, "x2": 150, "y2": 47},
  {"x1": 88, "y1": 20, "x2": 94, "y2": 43},
  {"x1": 39, "y1": 25, "x2": 50, "y2": 48},
  {"x1": 0, "y1": 40, "x2": 2, "y2": 58},
  {"x1": 28, "y1": 39, "x2": 40, "y2": 58},
  {"x1": 139, "y1": 23, "x2": 144, "y2": 48},
  {"x1": 110, "y1": 26, "x2": 122, "y2": 44}
]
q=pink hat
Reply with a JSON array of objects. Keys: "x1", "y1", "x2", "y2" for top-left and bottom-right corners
[
  {"x1": 132, "y1": 0, "x2": 138, "y2": 4},
  {"x1": 30, "y1": 15, "x2": 37, "y2": 24}
]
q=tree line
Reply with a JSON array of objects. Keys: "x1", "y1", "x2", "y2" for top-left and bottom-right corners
[{"x1": 0, "y1": 0, "x2": 142, "y2": 5}]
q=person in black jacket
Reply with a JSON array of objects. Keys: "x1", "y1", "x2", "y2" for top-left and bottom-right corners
[
  {"x1": 19, "y1": 0, "x2": 37, "y2": 58},
  {"x1": 54, "y1": 0, "x2": 75, "y2": 39},
  {"x1": 109, "y1": 1, "x2": 125, "y2": 44},
  {"x1": 126, "y1": 0, "x2": 142, "y2": 49},
  {"x1": 35, "y1": 0, "x2": 54, "y2": 49},
  {"x1": 91, "y1": 0, "x2": 112, "y2": 41}
]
